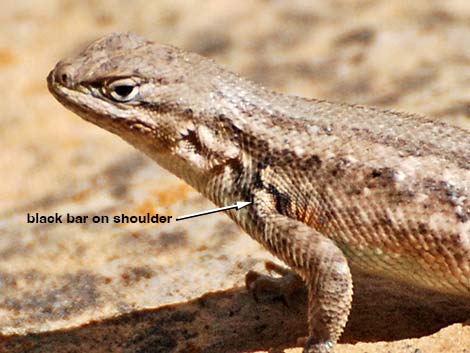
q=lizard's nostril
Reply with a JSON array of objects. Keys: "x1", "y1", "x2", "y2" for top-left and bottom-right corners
[{"x1": 54, "y1": 63, "x2": 74, "y2": 87}]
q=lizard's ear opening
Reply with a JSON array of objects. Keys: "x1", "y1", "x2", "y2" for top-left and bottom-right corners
[{"x1": 105, "y1": 78, "x2": 140, "y2": 102}]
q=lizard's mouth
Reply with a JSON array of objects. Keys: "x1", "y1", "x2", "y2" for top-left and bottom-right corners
[
  {"x1": 47, "y1": 69, "x2": 94, "y2": 119},
  {"x1": 47, "y1": 68, "x2": 127, "y2": 126},
  {"x1": 47, "y1": 69, "x2": 66, "y2": 102},
  {"x1": 47, "y1": 68, "x2": 160, "y2": 146}
]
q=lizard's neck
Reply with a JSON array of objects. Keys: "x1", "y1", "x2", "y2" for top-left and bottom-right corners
[
  {"x1": 130, "y1": 65, "x2": 295, "y2": 207},
  {"x1": 149, "y1": 147, "x2": 252, "y2": 208}
]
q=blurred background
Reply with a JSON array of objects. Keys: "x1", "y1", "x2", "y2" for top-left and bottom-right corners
[{"x1": 1, "y1": 1, "x2": 470, "y2": 352}]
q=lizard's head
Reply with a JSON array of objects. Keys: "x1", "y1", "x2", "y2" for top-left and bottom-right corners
[
  {"x1": 49, "y1": 32, "x2": 224, "y2": 149},
  {"x1": 48, "y1": 32, "x2": 242, "y2": 184}
]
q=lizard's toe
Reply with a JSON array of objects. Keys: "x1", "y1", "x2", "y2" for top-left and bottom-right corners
[{"x1": 245, "y1": 261, "x2": 306, "y2": 306}]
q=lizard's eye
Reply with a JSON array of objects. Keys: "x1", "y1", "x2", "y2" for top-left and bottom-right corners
[{"x1": 105, "y1": 78, "x2": 140, "y2": 102}]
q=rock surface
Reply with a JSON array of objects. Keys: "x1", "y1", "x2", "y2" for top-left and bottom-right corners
[{"x1": 1, "y1": 1, "x2": 470, "y2": 352}]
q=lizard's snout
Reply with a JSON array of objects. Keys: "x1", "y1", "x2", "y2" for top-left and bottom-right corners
[{"x1": 49, "y1": 61, "x2": 76, "y2": 88}]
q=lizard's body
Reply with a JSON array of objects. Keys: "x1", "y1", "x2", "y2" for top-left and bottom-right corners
[{"x1": 48, "y1": 33, "x2": 470, "y2": 353}]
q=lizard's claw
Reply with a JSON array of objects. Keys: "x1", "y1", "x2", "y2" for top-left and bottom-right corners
[{"x1": 245, "y1": 261, "x2": 306, "y2": 307}]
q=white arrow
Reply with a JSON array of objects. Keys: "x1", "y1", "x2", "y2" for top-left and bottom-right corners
[{"x1": 175, "y1": 201, "x2": 252, "y2": 221}]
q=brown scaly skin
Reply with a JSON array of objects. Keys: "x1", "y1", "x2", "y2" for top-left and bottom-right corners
[{"x1": 48, "y1": 32, "x2": 470, "y2": 353}]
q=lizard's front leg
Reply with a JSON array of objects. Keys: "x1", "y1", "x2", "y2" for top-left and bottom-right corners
[{"x1": 249, "y1": 189, "x2": 353, "y2": 353}]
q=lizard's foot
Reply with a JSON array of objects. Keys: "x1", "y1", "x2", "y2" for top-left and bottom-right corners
[
  {"x1": 245, "y1": 261, "x2": 306, "y2": 306},
  {"x1": 297, "y1": 336, "x2": 334, "y2": 353},
  {"x1": 302, "y1": 338, "x2": 334, "y2": 353}
]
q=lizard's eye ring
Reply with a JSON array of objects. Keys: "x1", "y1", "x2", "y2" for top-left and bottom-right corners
[{"x1": 105, "y1": 78, "x2": 140, "y2": 102}]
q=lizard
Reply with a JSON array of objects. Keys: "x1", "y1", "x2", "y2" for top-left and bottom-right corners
[{"x1": 47, "y1": 32, "x2": 470, "y2": 353}]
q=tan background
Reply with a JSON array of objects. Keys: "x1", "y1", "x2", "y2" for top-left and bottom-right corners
[{"x1": 1, "y1": 1, "x2": 470, "y2": 352}]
